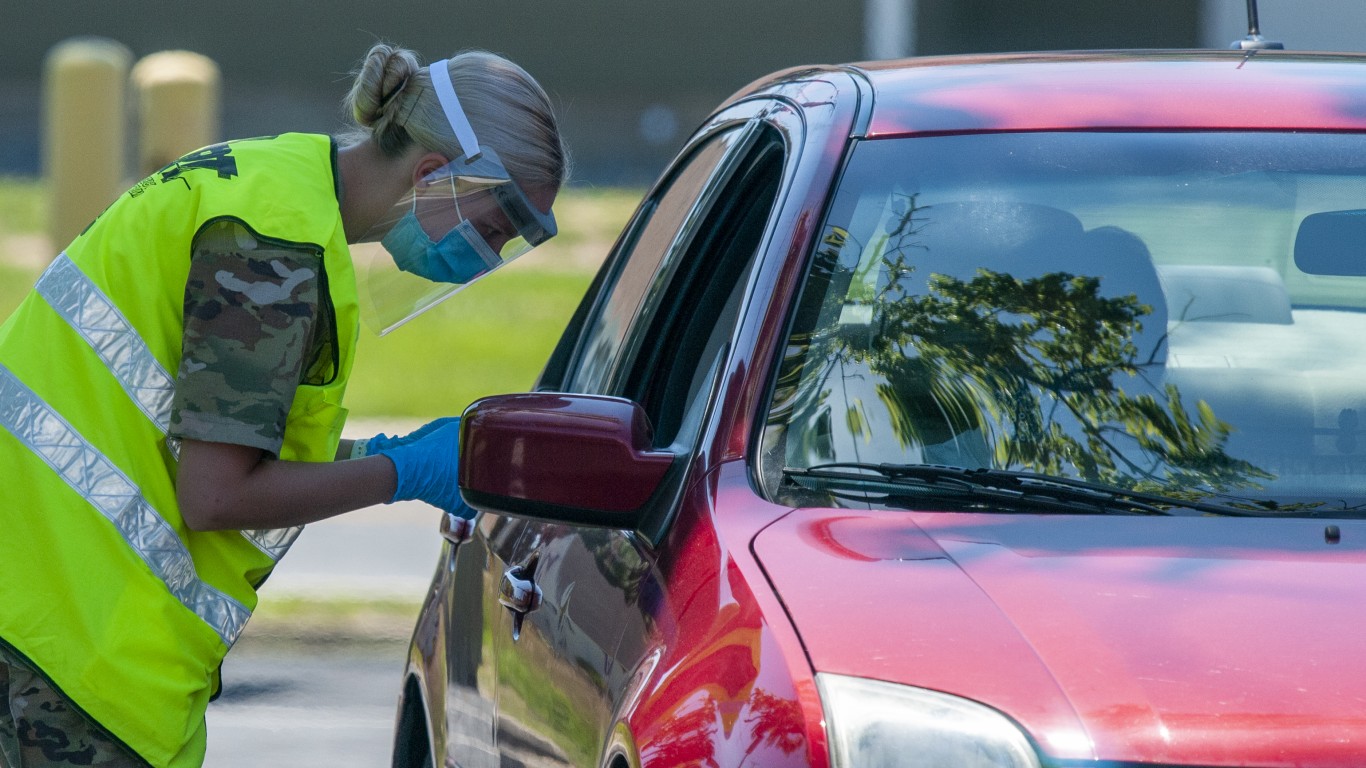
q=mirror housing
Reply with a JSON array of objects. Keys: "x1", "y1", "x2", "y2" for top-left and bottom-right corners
[
  {"x1": 1295, "y1": 210, "x2": 1366, "y2": 276},
  {"x1": 458, "y1": 393, "x2": 676, "y2": 529}
]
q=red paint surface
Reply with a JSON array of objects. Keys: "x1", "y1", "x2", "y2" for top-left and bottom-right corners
[
  {"x1": 461, "y1": 393, "x2": 673, "y2": 512},
  {"x1": 859, "y1": 53, "x2": 1366, "y2": 136},
  {"x1": 622, "y1": 53, "x2": 1366, "y2": 766},
  {"x1": 423, "y1": 51, "x2": 1366, "y2": 768},
  {"x1": 626, "y1": 462, "x2": 826, "y2": 768},
  {"x1": 754, "y1": 508, "x2": 1366, "y2": 766}
]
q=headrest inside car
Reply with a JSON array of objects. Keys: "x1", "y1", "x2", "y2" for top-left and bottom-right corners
[{"x1": 1157, "y1": 265, "x2": 1292, "y2": 325}]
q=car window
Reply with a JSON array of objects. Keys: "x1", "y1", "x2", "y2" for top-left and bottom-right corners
[
  {"x1": 762, "y1": 131, "x2": 1366, "y2": 517},
  {"x1": 564, "y1": 124, "x2": 763, "y2": 397},
  {"x1": 622, "y1": 129, "x2": 783, "y2": 447}
]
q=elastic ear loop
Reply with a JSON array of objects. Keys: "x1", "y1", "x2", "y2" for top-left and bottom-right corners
[{"x1": 428, "y1": 58, "x2": 482, "y2": 160}]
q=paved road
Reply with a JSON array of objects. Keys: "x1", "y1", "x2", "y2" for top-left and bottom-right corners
[
  {"x1": 256, "y1": 497, "x2": 446, "y2": 602},
  {"x1": 204, "y1": 488, "x2": 446, "y2": 767},
  {"x1": 204, "y1": 639, "x2": 406, "y2": 768}
]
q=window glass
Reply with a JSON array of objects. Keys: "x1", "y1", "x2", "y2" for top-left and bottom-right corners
[
  {"x1": 625, "y1": 133, "x2": 783, "y2": 446},
  {"x1": 763, "y1": 131, "x2": 1366, "y2": 516},
  {"x1": 566, "y1": 126, "x2": 756, "y2": 395}
]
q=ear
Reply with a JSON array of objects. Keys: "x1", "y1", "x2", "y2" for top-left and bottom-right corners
[{"x1": 411, "y1": 151, "x2": 452, "y2": 188}]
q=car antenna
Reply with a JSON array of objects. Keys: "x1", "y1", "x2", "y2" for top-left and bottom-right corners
[{"x1": 1231, "y1": 0, "x2": 1284, "y2": 50}]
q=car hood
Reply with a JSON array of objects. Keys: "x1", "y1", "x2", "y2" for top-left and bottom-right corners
[{"x1": 753, "y1": 511, "x2": 1366, "y2": 767}]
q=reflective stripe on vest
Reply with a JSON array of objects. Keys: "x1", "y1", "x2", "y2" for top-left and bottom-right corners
[
  {"x1": 35, "y1": 253, "x2": 302, "y2": 562},
  {"x1": 0, "y1": 134, "x2": 353, "y2": 767},
  {"x1": 0, "y1": 363, "x2": 250, "y2": 645},
  {"x1": 37, "y1": 254, "x2": 176, "y2": 430}
]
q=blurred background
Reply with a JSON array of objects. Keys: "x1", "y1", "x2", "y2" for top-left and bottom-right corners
[
  {"x1": 3, "y1": 3, "x2": 1365, "y2": 763},
  {"x1": 3, "y1": 0, "x2": 1364, "y2": 185},
  {"x1": 4, "y1": 0, "x2": 1363, "y2": 420}
]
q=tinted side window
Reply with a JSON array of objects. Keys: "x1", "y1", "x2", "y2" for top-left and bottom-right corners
[
  {"x1": 564, "y1": 125, "x2": 761, "y2": 395},
  {"x1": 623, "y1": 134, "x2": 784, "y2": 447}
]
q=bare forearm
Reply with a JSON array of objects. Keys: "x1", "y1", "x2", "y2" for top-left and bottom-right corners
[{"x1": 177, "y1": 439, "x2": 398, "y2": 531}]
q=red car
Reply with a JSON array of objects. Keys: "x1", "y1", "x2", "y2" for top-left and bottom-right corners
[{"x1": 393, "y1": 45, "x2": 1366, "y2": 768}]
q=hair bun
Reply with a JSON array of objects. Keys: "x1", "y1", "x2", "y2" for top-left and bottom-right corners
[
  {"x1": 347, "y1": 43, "x2": 421, "y2": 129},
  {"x1": 340, "y1": 45, "x2": 567, "y2": 191}
]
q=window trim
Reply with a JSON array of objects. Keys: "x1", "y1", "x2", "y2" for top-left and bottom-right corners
[{"x1": 551, "y1": 121, "x2": 766, "y2": 398}]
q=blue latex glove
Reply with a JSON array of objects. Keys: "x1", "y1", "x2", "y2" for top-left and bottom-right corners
[
  {"x1": 357, "y1": 416, "x2": 460, "y2": 457},
  {"x1": 373, "y1": 420, "x2": 467, "y2": 513}
]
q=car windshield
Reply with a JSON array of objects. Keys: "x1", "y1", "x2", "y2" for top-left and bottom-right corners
[{"x1": 762, "y1": 131, "x2": 1366, "y2": 517}]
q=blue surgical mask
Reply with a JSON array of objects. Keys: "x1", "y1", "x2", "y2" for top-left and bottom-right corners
[{"x1": 380, "y1": 210, "x2": 502, "y2": 285}]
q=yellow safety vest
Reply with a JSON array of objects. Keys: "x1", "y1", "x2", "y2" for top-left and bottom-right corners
[{"x1": 0, "y1": 133, "x2": 358, "y2": 767}]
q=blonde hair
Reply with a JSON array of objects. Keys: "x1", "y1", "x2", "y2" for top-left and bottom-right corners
[{"x1": 344, "y1": 43, "x2": 568, "y2": 192}]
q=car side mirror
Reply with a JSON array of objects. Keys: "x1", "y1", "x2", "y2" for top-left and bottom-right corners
[
  {"x1": 458, "y1": 393, "x2": 676, "y2": 529},
  {"x1": 1295, "y1": 210, "x2": 1366, "y2": 276}
]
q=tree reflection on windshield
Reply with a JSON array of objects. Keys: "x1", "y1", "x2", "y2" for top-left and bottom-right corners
[
  {"x1": 874, "y1": 264, "x2": 1271, "y2": 492},
  {"x1": 771, "y1": 200, "x2": 1272, "y2": 501}
]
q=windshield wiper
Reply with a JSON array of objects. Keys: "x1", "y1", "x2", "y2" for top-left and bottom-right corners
[{"x1": 782, "y1": 463, "x2": 1268, "y2": 517}]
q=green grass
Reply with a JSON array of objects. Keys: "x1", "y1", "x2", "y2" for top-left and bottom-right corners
[
  {"x1": 347, "y1": 260, "x2": 596, "y2": 418},
  {"x1": 0, "y1": 176, "x2": 46, "y2": 234},
  {"x1": 0, "y1": 261, "x2": 36, "y2": 317},
  {"x1": 241, "y1": 594, "x2": 423, "y2": 648},
  {"x1": 0, "y1": 177, "x2": 48, "y2": 318},
  {"x1": 0, "y1": 181, "x2": 642, "y2": 420}
]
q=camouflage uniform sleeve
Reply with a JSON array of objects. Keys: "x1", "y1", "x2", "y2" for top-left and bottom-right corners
[{"x1": 169, "y1": 218, "x2": 322, "y2": 456}]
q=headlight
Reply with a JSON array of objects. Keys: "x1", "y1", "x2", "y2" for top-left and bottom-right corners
[{"x1": 818, "y1": 673, "x2": 1041, "y2": 768}]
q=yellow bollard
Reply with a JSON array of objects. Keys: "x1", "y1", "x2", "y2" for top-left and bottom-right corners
[
  {"x1": 43, "y1": 37, "x2": 132, "y2": 253},
  {"x1": 131, "y1": 51, "x2": 221, "y2": 177}
]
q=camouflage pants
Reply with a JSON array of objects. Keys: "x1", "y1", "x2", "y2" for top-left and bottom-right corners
[{"x1": 0, "y1": 647, "x2": 143, "y2": 767}]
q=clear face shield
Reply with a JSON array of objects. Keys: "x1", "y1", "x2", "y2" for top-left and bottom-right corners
[{"x1": 356, "y1": 59, "x2": 558, "y2": 335}]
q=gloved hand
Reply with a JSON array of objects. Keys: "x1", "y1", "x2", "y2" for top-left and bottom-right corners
[
  {"x1": 353, "y1": 416, "x2": 460, "y2": 458},
  {"x1": 372, "y1": 420, "x2": 468, "y2": 514}
]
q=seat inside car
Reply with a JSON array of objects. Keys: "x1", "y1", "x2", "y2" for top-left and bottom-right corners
[
  {"x1": 1157, "y1": 265, "x2": 1293, "y2": 325},
  {"x1": 907, "y1": 200, "x2": 1169, "y2": 365},
  {"x1": 829, "y1": 200, "x2": 1173, "y2": 468}
]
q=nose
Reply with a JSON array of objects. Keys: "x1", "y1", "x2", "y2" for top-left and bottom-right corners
[
  {"x1": 472, "y1": 217, "x2": 515, "y2": 255},
  {"x1": 482, "y1": 229, "x2": 512, "y2": 254}
]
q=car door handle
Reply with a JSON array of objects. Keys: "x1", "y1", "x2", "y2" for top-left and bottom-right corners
[
  {"x1": 440, "y1": 510, "x2": 476, "y2": 545},
  {"x1": 499, "y1": 563, "x2": 542, "y2": 613},
  {"x1": 499, "y1": 560, "x2": 542, "y2": 641}
]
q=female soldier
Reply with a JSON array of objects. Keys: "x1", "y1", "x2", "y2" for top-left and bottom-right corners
[{"x1": 0, "y1": 42, "x2": 567, "y2": 767}]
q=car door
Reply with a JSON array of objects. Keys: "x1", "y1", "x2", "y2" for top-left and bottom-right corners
[
  {"x1": 484, "y1": 114, "x2": 790, "y2": 768},
  {"x1": 440, "y1": 121, "x2": 771, "y2": 768},
  {"x1": 434, "y1": 507, "x2": 524, "y2": 768}
]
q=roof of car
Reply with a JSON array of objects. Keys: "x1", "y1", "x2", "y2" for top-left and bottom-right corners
[{"x1": 767, "y1": 50, "x2": 1366, "y2": 136}]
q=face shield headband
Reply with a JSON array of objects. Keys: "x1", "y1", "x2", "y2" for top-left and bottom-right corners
[
  {"x1": 360, "y1": 59, "x2": 558, "y2": 335},
  {"x1": 424, "y1": 59, "x2": 557, "y2": 253}
]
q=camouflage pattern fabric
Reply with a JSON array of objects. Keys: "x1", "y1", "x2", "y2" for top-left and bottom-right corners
[
  {"x1": 0, "y1": 647, "x2": 146, "y2": 767},
  {"x1": 170, "y1": 218, "x2": 333, "y2": 457}
]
